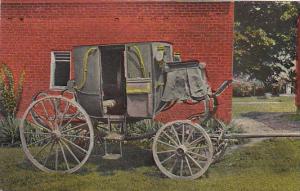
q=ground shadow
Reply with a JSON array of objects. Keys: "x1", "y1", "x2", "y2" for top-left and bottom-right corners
[
  {"x1": 87, "y1": 143, "x2": 155, "y2": 176},
  {"x1": 16, "y1": 142, "x2": 157, "y2": 177}
]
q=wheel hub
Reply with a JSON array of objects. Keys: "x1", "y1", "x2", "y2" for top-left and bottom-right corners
[
  {"x1": 176, "y1": 145, "x2": 187, "y2": 156},
  {"x1": 52, "y1": 129, "x2": 62, "y2": 140}
]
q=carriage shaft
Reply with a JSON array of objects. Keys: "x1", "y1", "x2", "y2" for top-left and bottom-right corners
[{"x1": 214, "y1": 133, "x2": 300, "y2": 139}]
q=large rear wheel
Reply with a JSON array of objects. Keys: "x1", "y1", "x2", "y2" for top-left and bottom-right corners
[{"x1": 19, "y1": 95, "x2": 94, "y2": 173}]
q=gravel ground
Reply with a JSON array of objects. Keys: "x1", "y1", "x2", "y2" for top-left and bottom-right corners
[{"x1": 240, "y1": 112, "x2": 300, "y2": 131}]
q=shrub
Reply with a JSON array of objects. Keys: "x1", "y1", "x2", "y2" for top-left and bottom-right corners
[
  {"x1": 233, "y1": 82, "x2": 253, "y2": 97},
  {"x1": 0, "y1": 64, "x2": 25, "y2": 117},
  {"x1": 127, "y1": 119, "x2": 162, "y2": 136},
  {"x1": 0, "y1": 116, "x2": 21, "y2": 146},
  {"x1": 0, "y1": 63, "x2": 25, "y2": 146},
  {"x1": 233, "y1": 80, "x2": 265, "y2": 97}
]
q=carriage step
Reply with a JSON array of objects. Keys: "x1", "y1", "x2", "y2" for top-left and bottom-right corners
[
  {"x1": 104, "y1": 133, "x2": 125, "y2": 141},
  {"x1": 103, "y1": 138, "x2": 123, "y2": 159},
  {"x1": 102, "y1": 153, "x2": 122, "y2": 160}
]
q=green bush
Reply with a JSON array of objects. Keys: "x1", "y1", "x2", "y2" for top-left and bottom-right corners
[
  {"x1": 0, "y1": 63, "x2": 25, "y2": 146},
  {"x1": 0, "y1": 64, "x2": 25, "y2": 117},
  {"x1": 127, "y1": 119, "x2": 162, "y2": 136},
  {"x1": 0, "y1": 116, "x2": 20, "y2": 146},
  {"x1": 233, "y1": 79, "x2": 266, "y2": 97}
]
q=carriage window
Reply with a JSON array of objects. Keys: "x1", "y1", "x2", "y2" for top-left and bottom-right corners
[
  {"x1": 127, "y1": 44, "x2": 151, "y2": 78},
  {"x1": 50, "y1": 51, "x2": 70, "y2": 89}
]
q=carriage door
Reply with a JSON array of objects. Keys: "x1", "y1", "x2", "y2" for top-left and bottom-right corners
[{"x1": 125, "y1": 44, "x2": 153, "y2": 117}]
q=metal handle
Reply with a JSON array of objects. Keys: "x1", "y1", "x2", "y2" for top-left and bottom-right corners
[{"x1": 213, "y1": 80, "x2": 232, "y2": 97}]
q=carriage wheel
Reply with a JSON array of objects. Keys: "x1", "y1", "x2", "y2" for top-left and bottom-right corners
[
  {"x1": 153, "y1": 120, "x2": 213, "y2": 180},
  {"x1": 202, "y1": 118, "x2": 228, "y2": 164},
  {"x1": 19, "y1": 95, "x2": 94, "y2": 173}
]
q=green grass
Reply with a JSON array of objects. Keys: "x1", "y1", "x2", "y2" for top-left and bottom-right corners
[
  {"x1": 232, "y1": 96, "x2": 297, "y2": 117},
  {"x1": 0, "y1": 96, "x2": 299, "y2": 190},
  {"x1": 2, "y1": 139, "x2": 300, "y2": 191}
]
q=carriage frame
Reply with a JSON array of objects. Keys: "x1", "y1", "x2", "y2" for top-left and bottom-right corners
[{"x1": 20, "y1": 41, "x2": 297, "y2": 180}]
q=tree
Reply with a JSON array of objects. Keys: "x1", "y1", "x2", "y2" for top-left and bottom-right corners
[{"x1": 234, "y1": 2, "x2": 299, "y2": 86}]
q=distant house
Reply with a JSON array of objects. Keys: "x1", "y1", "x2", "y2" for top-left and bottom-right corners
[{"x1": 0, "y1": 0, "x2": 234, "y2": 122}]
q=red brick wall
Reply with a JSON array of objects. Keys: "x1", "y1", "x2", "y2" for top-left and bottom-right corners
[
  {"x1": 0, "y1": 1, "x2": 234, "y2": 122},
  {"x1": 297, "y1": 17, "x2": 300, "y2": 112}
]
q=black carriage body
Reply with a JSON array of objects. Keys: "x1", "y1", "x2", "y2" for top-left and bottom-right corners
[{"x1": 72, "y1": 42, "x2": 210, "y2": 121}]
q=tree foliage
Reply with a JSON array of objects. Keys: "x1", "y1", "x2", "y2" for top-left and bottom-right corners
[{"x1": 234, "y1": 2, "x2": 299, "y2": 85}]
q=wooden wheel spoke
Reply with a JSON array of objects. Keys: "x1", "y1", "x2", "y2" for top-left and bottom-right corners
[
  {"x1": 182, "y1": 124, "x2": 185, "y2": 144},
  {"x1": 50, "y1": 98, "x2": 59, "y2": 116},
  {"x1": 170, "y1": 125, "x2": 181, "y2": 145},
  {"x1": 59, "y1": 101, "x2": 70, "y2": 127},
  {"x1": 61, "y1": 112, "x2": 80, "y2": 130},
  {"x1": 62, "y1": 134, "x2": 90, "y2": 139},
  {"x1": 24, "y1": 131, "x2": 50, "y2": 136},
  {"x1": 55, "y1": 144, "x2": 59, "y2": 171},
  {"x1": 169, "y1": 158, "x2": 178, "y2": 173},
  {"x1": 29, "y1": 112, "x2": 51, "y2": 133},
  {"x1": 185, "y1": 129, "x2": 194, "y2": 144},
  {"x1": 39, "y1": 101, "x2": 50, "y2": 119},
  {"x1": 187, "y1": 151, "x2": 208, "y2": 161},
  {"x1": 58, "y1": 141, "x2": 70, "y2": 170},
  {"x1": 180, "y1": 158, "x2": 184, "y2": 177},
  {"x1": 27, "y1": 136, "x2": 52, "y2": 147},
  {"x1": 186, "y1": 153, "x2": 203, "y2": 170},
  {"x1": 61, "y1": 139, "x2": 81, "y2": 164},
  {"x1": 52, "y1": 98, "x2": 62, "y2": 127},
  {"x1": 157, "y1": 140, "x2": 177, "y2": 149},
  {"x1": 61, "y1": 137, "x2": 88, "y2": 154},
  {"x1": 31, "y1": 106, "x2": 54, "y2": 127},
  {"x1": 156, "y1": 149, "x2": 176, "y2": 154},
  {"x1": 187, "y1": 135, "x2": 204, "y2": 147},
  {"x1": 61, "y1": 123, "x2": 87, "y2": 134},
  {"x1": 34, "y1": 139, "x2": 52, "y2": 159},
  {"x1": 161, "y1": 153, "x2": 176, "y2": 164},
  {"x1": 43, "y1": 142, "x2": 55, "y2": 166},
  {"x1": 162, "y1": 130, "x2": 179, "y2": 146},
  {"x1": 185, "y1": 156, "x2": 193, "y2": 176}
]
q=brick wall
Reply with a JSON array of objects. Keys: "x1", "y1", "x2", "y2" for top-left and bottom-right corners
[{"x1": 0, "y1": 1, "x2": 234, "y2": 122}]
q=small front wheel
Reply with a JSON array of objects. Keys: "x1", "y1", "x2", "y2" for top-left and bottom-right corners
[{"x1": 152, "y1": 120, "x2": 213, "y2": 180}]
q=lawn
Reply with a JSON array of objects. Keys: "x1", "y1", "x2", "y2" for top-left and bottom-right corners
[
  {"x1": 0, "y1": 96, "x2": 300, "y2": 191},
  {"x1": 232, "y1": 96, "x2": 297, "y2": 117},
  {"x1": 2, "y1": 139, "x2": 300, "y2": 191}
]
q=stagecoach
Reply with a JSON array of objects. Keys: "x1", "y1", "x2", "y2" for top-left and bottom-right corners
[{"x1": 19, "y1": 42, "x2": 232, "y2": 180}]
